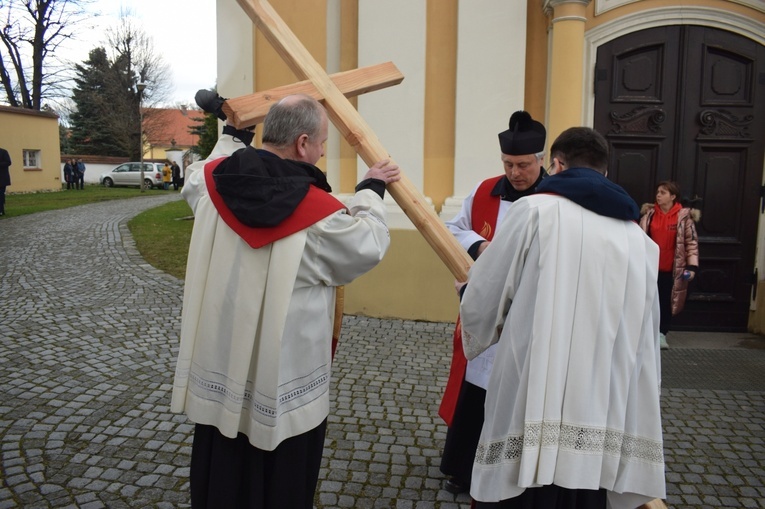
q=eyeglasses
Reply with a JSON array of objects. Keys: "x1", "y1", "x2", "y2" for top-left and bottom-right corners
[{"x1": 547, "y1": 159, "x2": 565, "y2": 175}]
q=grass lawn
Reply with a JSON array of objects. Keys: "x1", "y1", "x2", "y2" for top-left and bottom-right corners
[
  {"x1": 128, "y1": 199, "x2": 193, "y2": 279},
  {"x1": 2, "y1": 185, "x2": 193, "y2": 279},
  {"x1": 1, "y1": 185, "x2": 161, "y2": 218}
]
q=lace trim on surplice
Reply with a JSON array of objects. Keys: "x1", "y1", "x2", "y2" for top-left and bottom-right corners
[
  {"x1": 187, "y1": 369, "x2": 329, "y2": 421},
  {"x1": 474, "y1": 421, "x2": 664, "y2": 466}
]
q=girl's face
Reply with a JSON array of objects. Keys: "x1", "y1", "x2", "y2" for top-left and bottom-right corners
[{"x1": 656, "y1": 186, "x2": 676, "y2": 207}]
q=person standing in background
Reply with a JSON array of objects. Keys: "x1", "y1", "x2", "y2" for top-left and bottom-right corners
[
  {"x1": 0, "y1": 147, "x2": 11, "y2": 216},
  {"x1": 162, "y1": 161, "x2": 172, "y2": 190},
  {"x1": 63, "y1": 159, "x2": 75, "y2": 190},
  {"x1": 639, "y1": 181, "x2": 700, "y2": 349},
  {"x1": 171, "y1": 161, "x2": 181, "y2": 191},
  {"x1": 75, "y1": 159, "x2": 86, "y2": 190}
]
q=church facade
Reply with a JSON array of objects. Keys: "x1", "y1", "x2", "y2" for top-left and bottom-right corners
[{"x1": 215, "y1": 0, "x2": 765, "y2": 333}]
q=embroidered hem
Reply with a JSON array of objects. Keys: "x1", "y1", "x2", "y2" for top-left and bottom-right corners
[{"x1": 475, "y1": 420, "x2": 664, "y2": 466}]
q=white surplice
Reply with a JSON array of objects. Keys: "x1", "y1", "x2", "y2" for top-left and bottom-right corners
[
  {"x1": 461, "y1": 194, "x2": 666, "y2": 508},
  {"x1": 171, "y1": 136, "x2": 391, "y2": 451}
]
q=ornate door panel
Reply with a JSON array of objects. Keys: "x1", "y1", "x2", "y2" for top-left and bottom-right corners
[{"x1": 594, "y1": 26, "x2": 765, "y2": 331}]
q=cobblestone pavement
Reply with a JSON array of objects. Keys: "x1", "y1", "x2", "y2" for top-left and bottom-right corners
[{"x1": 1, "y1": 197, "x2": 764, "y2": 508}]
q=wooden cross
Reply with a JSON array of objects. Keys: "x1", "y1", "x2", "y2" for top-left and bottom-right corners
[{"x1": 234, "y1": 0, "x2": 472, "y2": 282}]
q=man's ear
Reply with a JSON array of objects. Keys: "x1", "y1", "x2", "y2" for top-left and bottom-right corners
[
  {"x1": 550, "y1": 157, "x2": 563, "y2": 175},
  {"x1": 295, "y1": 133, "x2": 309, "y2": 159}
]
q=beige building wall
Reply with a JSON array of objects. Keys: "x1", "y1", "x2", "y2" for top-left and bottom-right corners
[
  {"x1": 440, "y1": 0, "x2": 530, "y2": 224},
  {"x1": 0, "y1": 106, "x2": 61, "y2": 193},
  {"x1": 215, "y1": 0, "x2": 765, "y2": 328}
]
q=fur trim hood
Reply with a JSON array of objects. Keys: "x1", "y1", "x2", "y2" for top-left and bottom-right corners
[{"x1": 640, "y1": 202, "x2": 701, "y2": 222}]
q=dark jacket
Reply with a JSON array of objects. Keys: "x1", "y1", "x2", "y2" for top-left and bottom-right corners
[
  {"x1": 535, "y1": 167, "x2": 639, "y2": 221},
  {"x1": 0, "y1": 148, "x2": 10, "y2": 187}
]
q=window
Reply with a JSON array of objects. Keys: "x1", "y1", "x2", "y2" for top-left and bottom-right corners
[{"x1": 23, "y1": 149, "x2": 41, "y2": 168}]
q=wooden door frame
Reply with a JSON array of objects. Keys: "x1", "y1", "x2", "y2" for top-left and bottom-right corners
[{"x1": 578, "y1": 6, "x2": 765, "y2": 322}]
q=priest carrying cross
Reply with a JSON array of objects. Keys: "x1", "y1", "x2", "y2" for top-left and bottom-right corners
[
  {"x1": 170, "y1": 2, "x2": 473, "y2": 502},
  {"x1": 171, "y1": 94, "x2": 400, "y2": 507}
]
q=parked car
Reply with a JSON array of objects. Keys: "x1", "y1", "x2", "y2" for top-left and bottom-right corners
[{"x1": 99, "y1": 162, "x2": 165, "y2": 189}]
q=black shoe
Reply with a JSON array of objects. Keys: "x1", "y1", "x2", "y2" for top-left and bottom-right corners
[
  {"x1": 195, "y1": 89, "x2": 228, "y2": 121},
  {"x1": 444, "y1": 478, "x2": 469, "y2": 495}
]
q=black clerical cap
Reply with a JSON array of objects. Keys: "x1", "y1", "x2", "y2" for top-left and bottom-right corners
[{"x1": 498, "y1": 111, "x2": 546, "y2": 155}]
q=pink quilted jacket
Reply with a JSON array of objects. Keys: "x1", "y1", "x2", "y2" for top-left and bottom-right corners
[{"x1": 639, "y1": 204, "x2": 700, "y2": 315}]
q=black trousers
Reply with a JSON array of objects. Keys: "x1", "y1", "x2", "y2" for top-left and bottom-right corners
[
  {"x1": 190, "y1": 420, "x2": 327, "y2": 509},
  {"x1": 440, "y1": 381, "x2": 485, "y2": 487},
  {"x1": 474, "y1": 485, "x2": 607, "y2": 509},
  {"x1": 657, "y1": 270, "x2": 674, "y2": 334}
]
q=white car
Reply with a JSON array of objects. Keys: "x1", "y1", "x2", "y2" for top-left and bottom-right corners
[{"x1": 99, "y1": 162, "x2": 165, "y2": 189}]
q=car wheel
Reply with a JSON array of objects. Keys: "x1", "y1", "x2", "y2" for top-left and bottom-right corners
[
  {"x1": 144, "y1": 179, "x2": 153, "y2": 190},
  {"x1": 103, "y1": 177, "x2": 114, "y2": 187}
]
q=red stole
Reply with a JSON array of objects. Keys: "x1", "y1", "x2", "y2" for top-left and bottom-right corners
[
  {"x1": 470, "y1": 175, "x2": 503, "y2": 243},
  {"x1": 439, "y1": 175, "x2": 502, "y2": 426},
  {"x1": 204, "y1": 157, "x2": 346, "y2": 249}
]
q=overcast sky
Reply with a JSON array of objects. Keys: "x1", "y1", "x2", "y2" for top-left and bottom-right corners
[{"x1": 59, "y1": 0, "x2": 217, "y2": 106}]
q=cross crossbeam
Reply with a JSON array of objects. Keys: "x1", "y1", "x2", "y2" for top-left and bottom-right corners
[{"x1": 223, "y1": 62, "x2": 404, "y2": 129}]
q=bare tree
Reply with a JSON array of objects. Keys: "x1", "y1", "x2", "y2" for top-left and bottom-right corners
[
  {"x1": 0, "y1": 0, "x2": 91, "y2": 109},
  {"x1": 66, "y1": 11, "x2": 173, "y2": 159},
  {"x1": 105, "y1": 12, "x2": 172, "y2": 107},
  {"x1": 104, "y1": 12, "x2": 172, "y2": 155}
]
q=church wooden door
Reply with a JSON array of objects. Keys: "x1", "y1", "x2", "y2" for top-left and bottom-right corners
[{"x1": 594, "y1": 25, "x2": 765, "y2": 331}]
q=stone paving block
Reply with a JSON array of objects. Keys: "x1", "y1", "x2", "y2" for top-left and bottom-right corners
[{"x1": 337, "y1": 494, "x2": 356, "y2": 507}]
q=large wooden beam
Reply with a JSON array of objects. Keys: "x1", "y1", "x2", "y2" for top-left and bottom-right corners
[
  {"x1": 222, "y1": 62, "x2": 404, "y2": 129},
  {"x1": 237, "y1": 0, "x2": 472, "y2": 281}
]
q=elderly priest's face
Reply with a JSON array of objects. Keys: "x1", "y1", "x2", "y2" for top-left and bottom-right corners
[{"x1": 501, "y1": 153, "x2": 544, "y2": 192}]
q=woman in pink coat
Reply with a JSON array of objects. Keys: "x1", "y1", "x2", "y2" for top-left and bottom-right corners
[{"x1": 639, "y1": 181, "x2": 700, "y2": 349}]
